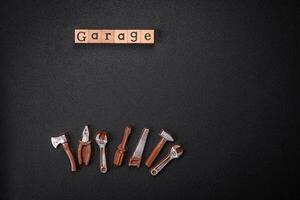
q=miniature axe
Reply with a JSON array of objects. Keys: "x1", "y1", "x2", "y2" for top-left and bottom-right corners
[{"x1": 51, "y1": 134, "x2": 77, "y2": 172}]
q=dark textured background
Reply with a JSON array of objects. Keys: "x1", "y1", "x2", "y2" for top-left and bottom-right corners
[{"x1": 0, "y1": 0, "x2": 297, "y2": 200}]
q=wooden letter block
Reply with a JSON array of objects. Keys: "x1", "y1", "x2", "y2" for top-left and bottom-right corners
[
  {"x1": 75, "y1": 29, "x2": 89, "y2": 43},
  {"x1": 141, "y1": 30, "x2": 154, "y2": 44},
  {"x1": 127, "y1": 30, "x2": 141, "y2": 43},
  {"x1": 114, "y1": 30, "x2": 128, "y2": 44},
  {"x1": 101, "y1": 30, "x2": 115, "y2": 43},
  {"x1": 87, "y1": 30, "x2": 102, "y2": 43}
]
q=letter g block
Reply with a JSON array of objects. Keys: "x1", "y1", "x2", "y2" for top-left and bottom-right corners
[{"x1": 75, "y1": 29, "x2": 89, "y2": 43}]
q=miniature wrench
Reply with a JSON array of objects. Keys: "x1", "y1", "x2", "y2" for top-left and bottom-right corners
[
  {"x1": 150, "y1": 144, "x2": 184, "y2": 176},
  {"x1": 128, "y1": 128, "x2": 149, "y2": 168},
  {"x1": 95, "y1": 131, "x2": 108, "y2": 173},
  {"x1": 77, "y1": 125, "x2": 92, "y2": 166}
]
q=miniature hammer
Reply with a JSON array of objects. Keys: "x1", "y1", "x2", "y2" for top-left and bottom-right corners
[
  {"x1": 145, "y1": 130, "x2": 174, "y2": 167},
  {"x1": 51, "y1": 134, "x2": 77, "y2": 172}
]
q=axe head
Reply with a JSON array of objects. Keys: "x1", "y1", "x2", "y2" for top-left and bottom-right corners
[
  {"x1": 160, "y1": 130, "x2": 174, "y2": 142},
  {"x1": 51, "y1": 134, "x2": 67, "y2": 148}
]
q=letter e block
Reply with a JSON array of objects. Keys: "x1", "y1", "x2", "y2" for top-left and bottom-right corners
[{"x1": 141, "y1": 30, "x2": 154, "y2": 44}]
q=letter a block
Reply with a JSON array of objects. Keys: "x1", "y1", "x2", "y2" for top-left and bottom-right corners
[
  {"x1": 114, "y1": 30, "x2": 128, "y2": 44},
  {"x1": 88, "y1": 30, "x2": 102, "y2": 43}
]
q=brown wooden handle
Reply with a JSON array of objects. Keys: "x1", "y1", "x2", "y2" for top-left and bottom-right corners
[
  {"x1": 145, "y1": 138, "x2": 166, "y2": 167},
  {"x1": 63, "y1": 142, "x2": 77, "y2": 172},
  {"x1": 77, "y1": 142, "x2": 83, "y2": 165},
  {"x1": 113, "y1": 144, "x2": 126, "y2": 167},
  {"x1": 77, "y1": 141, "x2": 91, "y2": 166},
  {"x1": 82, "y1": 142, "x2": 91, "y2": 166},
  {"x1": 128, "y1": 156, "x2": 141, "y2": 168},
  {"x1": 113, "y1": 126, "x2": 133, "y2": 166},
  {"x1": 120, "y1": 126, "x2": 132, "y2": 149}
]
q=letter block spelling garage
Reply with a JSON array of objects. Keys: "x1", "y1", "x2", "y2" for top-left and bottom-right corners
[{"x1": 74, "y1": 29, "x2": 154, "y2": 44}]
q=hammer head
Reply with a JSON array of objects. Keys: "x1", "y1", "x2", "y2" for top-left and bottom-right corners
[
  {"x1": 159, "y1": 130, "x2": 174, "y2": 142},
  {"x1": 51, "y1": 134, "x2": 67, "y2": 148}
]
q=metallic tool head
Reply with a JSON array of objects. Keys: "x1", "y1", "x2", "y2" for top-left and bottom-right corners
[
  {"x1": 131, "y1": 128, "x2": 150, "y2": 158},
  {"x1": 95, "y1": 131, "x2": 108, "y2": 146},
  {"x1": 159, "y1": 130, "x2": 174, "y2": 142},
  {"x1": 124, "y1": 125, "x2": 133, "y2": 135},
  {"x1": 141, "y1": 128, "x2": 150, "y2": 135},
  {"x1": 81, "y1": 125, "x2": 90, "y2": 142},
  {"x1": 51, "y1": 134, "x2": 67, "y2": 148},
  {"x1": 169, "y1": 144, "x2": 184, "y2": 158}
]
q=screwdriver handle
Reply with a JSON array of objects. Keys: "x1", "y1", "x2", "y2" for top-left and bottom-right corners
[{"x1": 113, "y1": 125, "x2": 133, "y2": 166}]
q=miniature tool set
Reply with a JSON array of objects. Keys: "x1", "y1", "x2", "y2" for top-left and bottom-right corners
[{"x1": 51, "y1": 125, "x2": 184, "y2": 176}]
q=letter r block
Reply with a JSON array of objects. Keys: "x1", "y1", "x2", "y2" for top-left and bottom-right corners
[{"x1": 101, "y1": 30, "x2": 115, "y2": 43}]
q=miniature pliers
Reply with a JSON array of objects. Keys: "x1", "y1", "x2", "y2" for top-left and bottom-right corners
[{"x1": 77, "y1": 125, "x2": 92, "y2": 166}]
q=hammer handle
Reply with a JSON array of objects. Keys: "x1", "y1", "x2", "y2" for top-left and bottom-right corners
[
  {"x1": 145, "y1": 138, "x2": 166, "y2": 167},
  {"x1": 63, "y1": 143, "x2": 77, "y2": 172}
]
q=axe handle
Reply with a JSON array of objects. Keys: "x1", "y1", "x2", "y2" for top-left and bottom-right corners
[
  {"x1": 145, "y1": 138, "x2": 166, "y2": 167},
  {"x1": 63, "y1": 143, "x2": 77, "y2": 172}
]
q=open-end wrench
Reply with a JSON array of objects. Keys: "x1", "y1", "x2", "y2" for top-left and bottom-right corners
[
  {"x1": 95, "y1": 131, "x2": 108, "y2": 173},
  {"x1": 150, "y1": 144, "x2": 184, "y2": 176}
]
